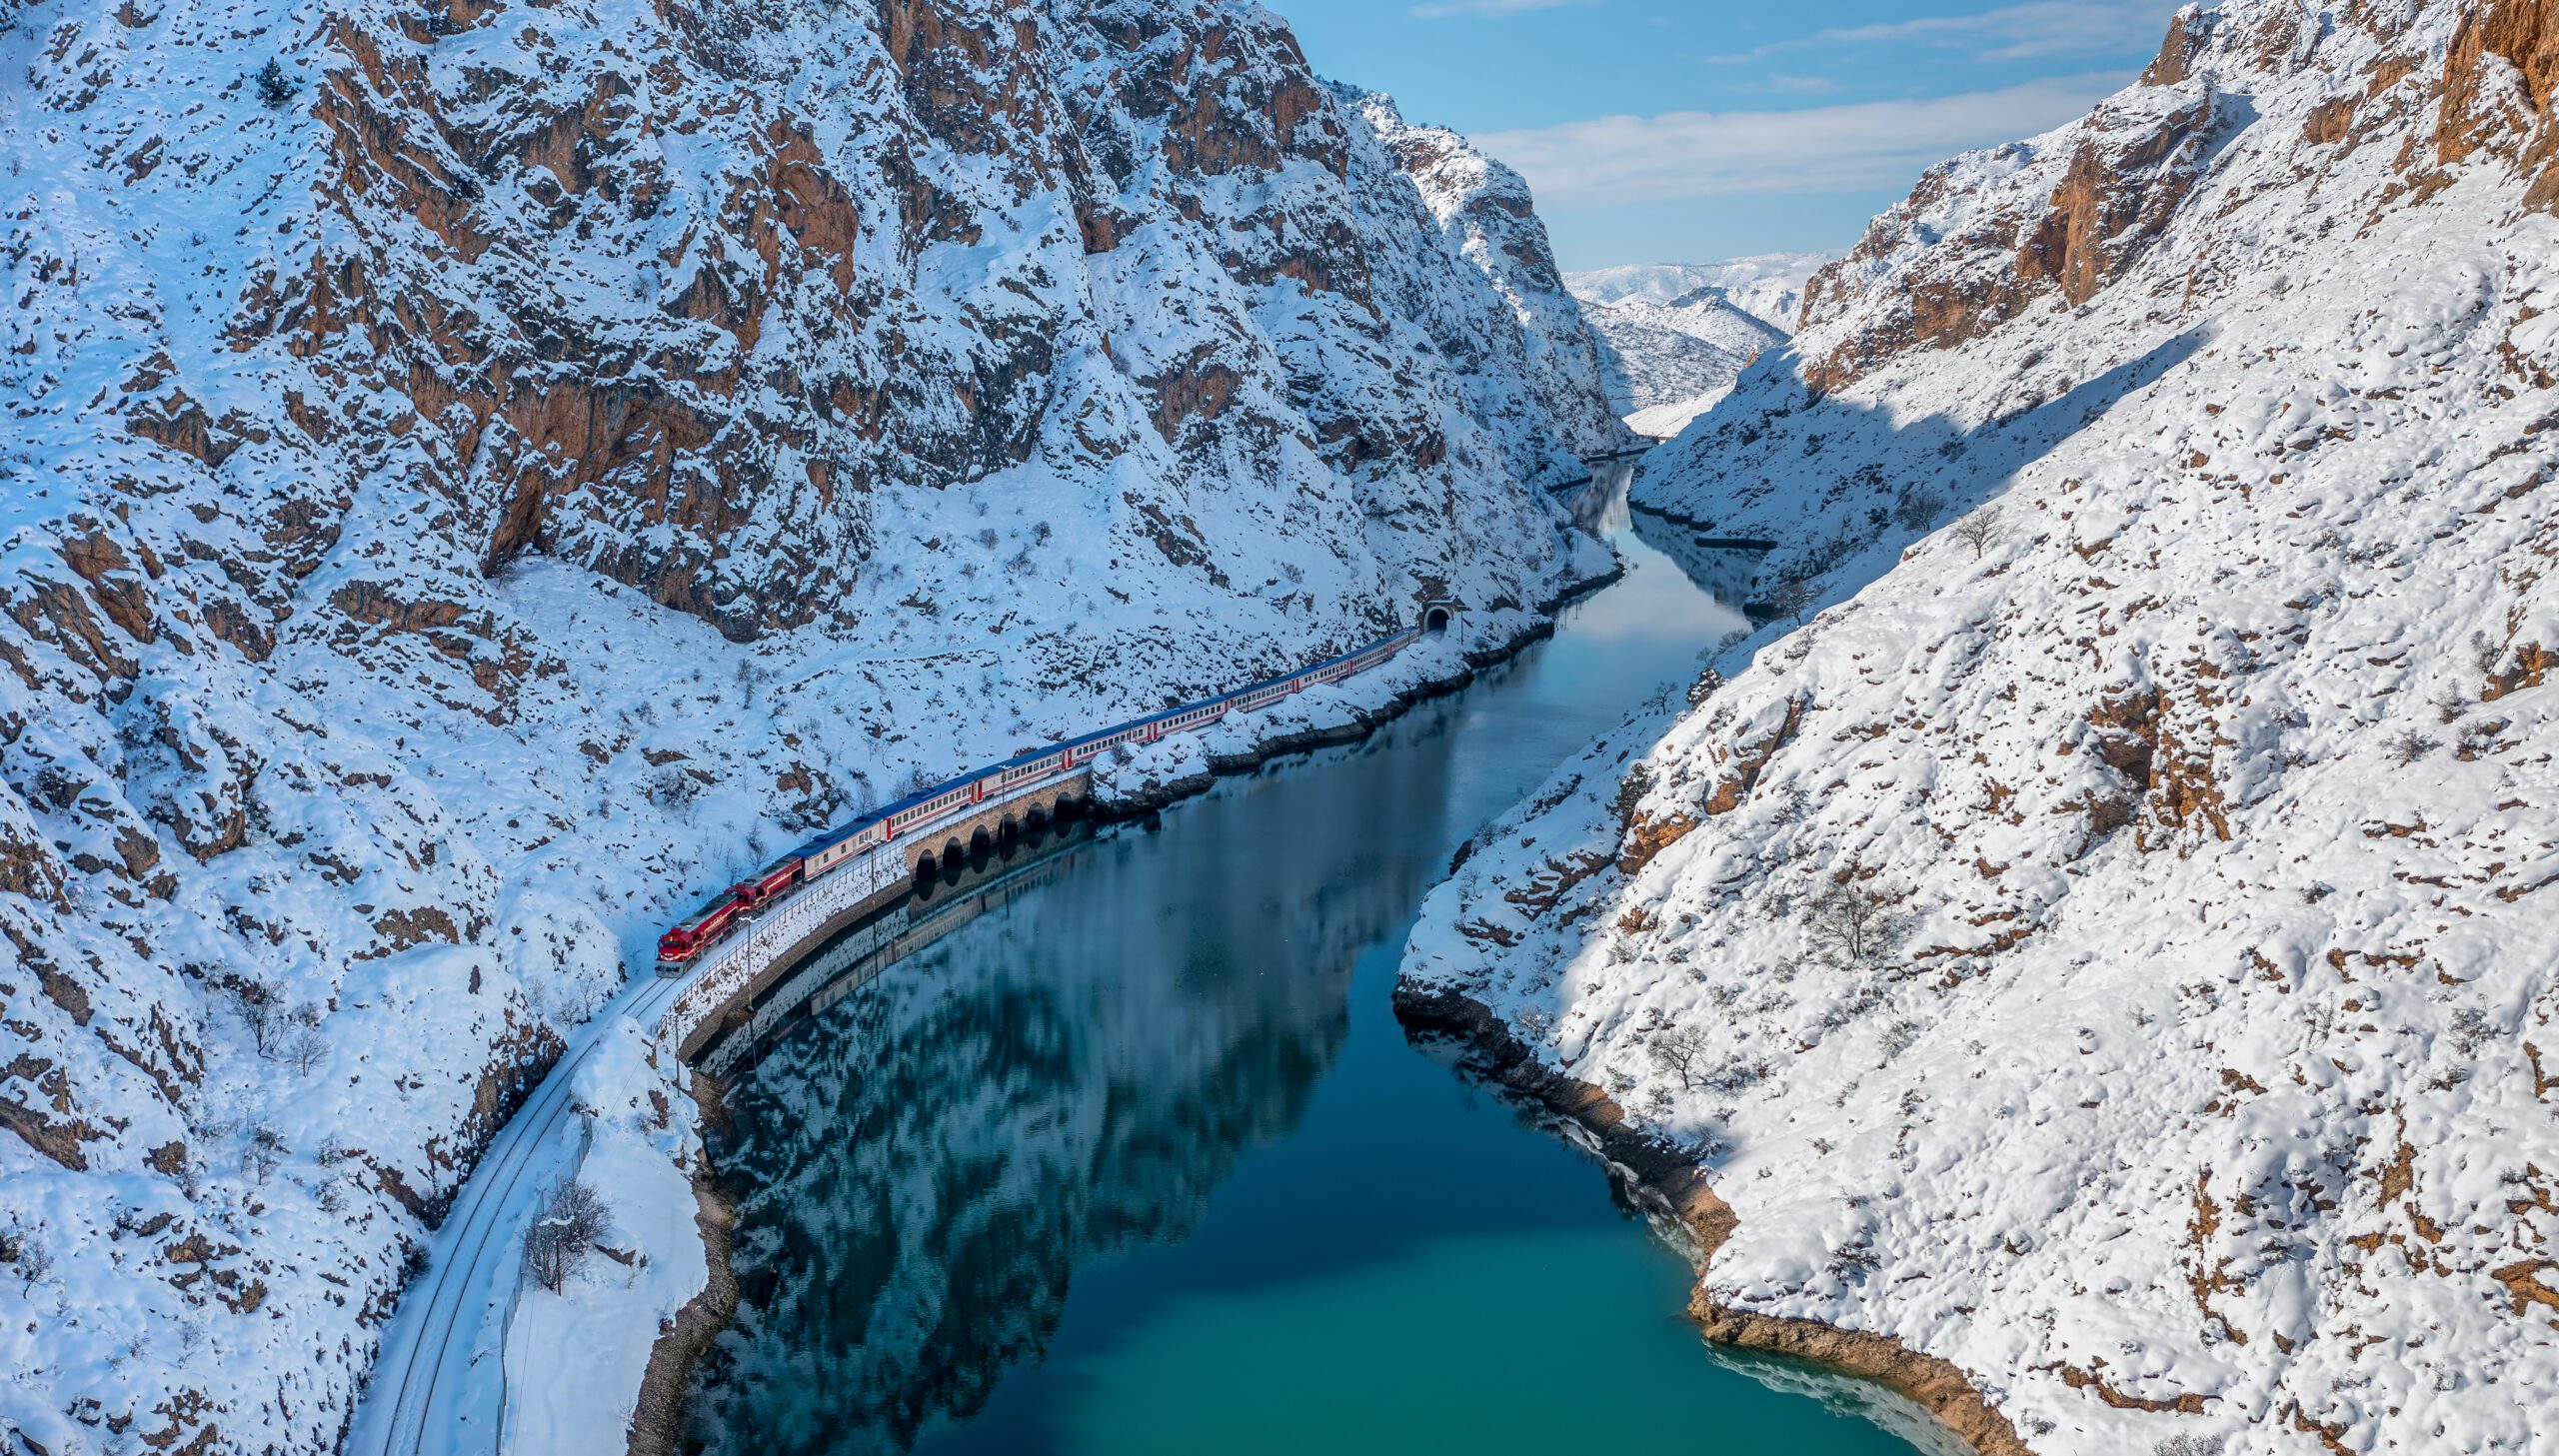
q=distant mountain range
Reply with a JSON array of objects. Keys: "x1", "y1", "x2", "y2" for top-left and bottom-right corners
[{"x1": 1563, "y1": 254, "x2": 1833, "y2": 438}]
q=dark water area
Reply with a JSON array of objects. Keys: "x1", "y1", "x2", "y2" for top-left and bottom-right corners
[{"x1": 681, "y1": 463, "x2": 1947, "y2": 1456}]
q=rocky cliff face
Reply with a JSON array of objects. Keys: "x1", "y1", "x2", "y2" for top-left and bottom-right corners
[
  {"x1": 1407, "y1": 2, "x2": 2559, "y2": 1453},
  {"x1": 1341, "y1": 88, "x2": 1634, "y2": 462},
  {"x1": 0, "y1": 0, "x2": 1616, "y2": 1446}
]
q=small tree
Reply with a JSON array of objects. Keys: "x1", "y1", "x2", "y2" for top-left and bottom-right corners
[
  {"x1": 240, "y1": 979, "x2": 287, "y2": 1058},
  {"x1": 1951, "y1": 507, "x2": 2003, "y2": 560},
  {"x1": 1891, "y1": 488, "x2": 1948, "y2": 532},
  {"x1": 1647, "y1": 1024, "x2": 1712, "y2": 1090},
  {"x1": 285, "y1": 1020, "x2": 329, "y2": 1075},
  {"x1": 1686, "y1": 667, "x2": 1724, "y2": 708},
  {"x1": 2154, "y1": 1437, "x2": 2223, "y2": 1456},
  {"x1": 523, "y1": 1178, "x2": 612, "y2": 1294},
  {"x1": 1805, "y1": 880, "x2": 1901, "y2": 971},
  {"x1": 1612, "y1": 762, "x2": 1655, "y2": 826},
  {"x1": 254, "y1": 59, "x2": 296, "y2": 110}
]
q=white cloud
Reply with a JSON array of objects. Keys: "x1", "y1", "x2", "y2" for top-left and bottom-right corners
[
  {"x1": 1708, "y1": 2, "x2": 2182, "y2": 65},
  {"x1": 1411, "y1": 0, "x2": 1585, "y2": 17},
  {"x1": 1472, "y1": 72, "x2": 2126, "y2": 208}
]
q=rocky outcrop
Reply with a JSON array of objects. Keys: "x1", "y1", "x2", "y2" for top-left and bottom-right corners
[
  {"x1": 1800, "y1": 64, "x2": 2226, "y2": 395},
  {"x1": 2437, "y1": 0, "x2": 2559, "y2": 208}
]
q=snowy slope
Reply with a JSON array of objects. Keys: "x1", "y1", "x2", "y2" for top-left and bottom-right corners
[
  {"x1": 1407, "y1": 3, "x2": 2559, "y2": 1454},
  {"x1": 0, "y1": 0, "x2": 1619, "y2": 1446},
  {"x1": 1345, "y1": 88, "x2": 1635, "y2": 460}
]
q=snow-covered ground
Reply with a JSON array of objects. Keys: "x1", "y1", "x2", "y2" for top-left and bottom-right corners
[{"x1": 1409, "y1": 3, "x2": 2559, "y2": 1453}]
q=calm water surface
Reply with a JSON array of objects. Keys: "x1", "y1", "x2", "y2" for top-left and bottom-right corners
[{"x1": 681, "y1": 464, "x2": 1943, "y2": 1456}]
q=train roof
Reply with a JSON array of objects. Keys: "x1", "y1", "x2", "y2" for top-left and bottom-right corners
[
  {"x1": 676, "y1": 885, "x2": 739, "y2": 924},
  {"x1": 768, "y1": 627, "x2": 1423, "y2": 870}
]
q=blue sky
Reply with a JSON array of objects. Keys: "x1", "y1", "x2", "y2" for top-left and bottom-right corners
[{"x1": 1277, "y1": 0, "x2": 2188, "y2": 271}]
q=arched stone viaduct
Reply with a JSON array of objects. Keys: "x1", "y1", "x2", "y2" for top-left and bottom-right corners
[
  {"x1": 900, "y1": 772, "x2": 1091, "y2": 888},
  {"x1": 658, "y1": 769, "x2": 1093, "y2": 1053}
]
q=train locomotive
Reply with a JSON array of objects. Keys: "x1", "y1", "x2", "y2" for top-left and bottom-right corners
[{"x1": 654, "y1": 621, "x2": 1431, "y2": 968}]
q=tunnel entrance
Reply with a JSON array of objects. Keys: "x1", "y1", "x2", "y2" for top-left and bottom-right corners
[{"x1": 1419, "y1": 598, "x2": 1458, "y2": 635}]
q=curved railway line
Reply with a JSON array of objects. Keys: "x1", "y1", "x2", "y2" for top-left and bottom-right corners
[{"x1": 347, "y1": 611, "x2": 1455, "y2": 1456}]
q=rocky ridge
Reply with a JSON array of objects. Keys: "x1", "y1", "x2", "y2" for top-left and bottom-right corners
[
  {"x1": 0, "y1": 0, "x2": 1618, "y2": 1448},
  {"x1": 1404, "y1": 2, "x2": 2559, "y2": 1453}
]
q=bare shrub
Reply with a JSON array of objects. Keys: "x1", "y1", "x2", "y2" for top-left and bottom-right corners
[
  {"x1": 1763, "y1": 576, "x2": 1819, "y2": 625},
  {"x1": 1891, "y1": 488, "x2": 1948, "y2": 532},
  {"x1": 1950, "y1": 507, "x2": 2003, "y2": 560},
  {"x1": 2381, "y1": 729, "x2": 2439, "y2": 766},
  {"x1": 244, "y1": 1123, "x2": 287, "y2": 1185},
  {"x1": 523, "y1": 1178, "x2": 612, "y2": 1294},
  {"x1": 646, "y1": 766, "x2": 702, "y2": 813},
  {"x1": 2154, "y1": 1437, "x2": 2223, "y2": 1456},
  {"x1": 1647, "y1": 1024, "x2": 1712, "y2": 1090},
  {"x1": 4, "y1": 1223, "x2": 53, "y2": 1296}
]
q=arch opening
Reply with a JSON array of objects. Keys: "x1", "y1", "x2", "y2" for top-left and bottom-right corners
[{"x1": 1421, "y1": 605, "x2": 1452, "y2": 635}]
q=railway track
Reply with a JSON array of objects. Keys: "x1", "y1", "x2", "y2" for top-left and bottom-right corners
[
  {"x1": 346, "y1": 967, "x2": 693, "y2": 1456},
  {"x1": 346, "y1": 616, "x2": 1453, "y2": 1454}
]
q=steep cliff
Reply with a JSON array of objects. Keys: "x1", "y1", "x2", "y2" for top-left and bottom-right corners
[
  {"x1": 0, "y1": 0, "x2": 1618, "y2": 1446},
  {"x1": 1407, "y1": 3, "x2": 2559, "y2": 1453}
]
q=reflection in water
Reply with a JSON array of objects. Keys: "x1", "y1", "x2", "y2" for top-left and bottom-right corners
[
  {"x1": 1627, "y1": 508, "x2": 1768, "y2": 609},
  {"x1": 688, "y1": 724, "x2": 1466, "y2": 1456},
  {"x1": 684, "y1": 463, "x2": 1929, "y2": 1456},
  {"x1": 1562, "y1": 457, "x2": 1635, "y2": 534}
]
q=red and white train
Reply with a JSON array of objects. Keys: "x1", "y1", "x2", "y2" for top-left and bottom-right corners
[{"x1": 655, "y1": 619, "x2": 1437, "y2": 967}]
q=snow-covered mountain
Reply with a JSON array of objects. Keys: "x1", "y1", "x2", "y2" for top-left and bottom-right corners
[
  {"x1": 1563, "y1": 256, "x2": 1826, "y2": 438},
  {"x1": 1576, "y1": 290, "x2": 1788, "y2": 438},
  {"x1": 1407, "y1": 4, "x2": 2559, "y2": 1455},
  {"x1": 0, "y1": 0, "x2": 1620, "y2": 1446},
  {"x1": 1566, "y1": 253, "x2": 1835, "y2": 330}
]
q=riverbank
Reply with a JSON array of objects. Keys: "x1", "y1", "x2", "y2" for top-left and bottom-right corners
[
  {"x1": 1388, "y1": 982, "x2": 2029, "y2": 1456},
  {"x1": 1099, "y1": 564, "x2": 1625, "y2": 815}
]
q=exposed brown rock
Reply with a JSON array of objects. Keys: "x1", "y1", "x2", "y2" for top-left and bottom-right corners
[
  {"x1": 2438, "y1": 0, "x2": 2559, "y2": 166},
  {"x1": 2141, "y1": 7, "x2": 2213, "y2": 87},
  {"x1": 1703, "y1": 697, "x2": 1805, "y2": 814},
  {"x1": 2015, "y1": 91, "x2": 2218, "y2": 310},
  {"x1": 1, "y1": 1053, "x2": 100, "y2": 1169}
]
